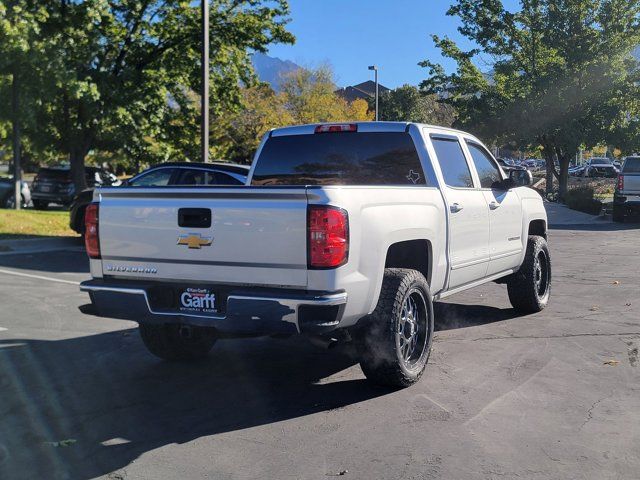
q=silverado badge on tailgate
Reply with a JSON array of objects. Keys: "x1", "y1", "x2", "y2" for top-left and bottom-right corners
[{"x1": 177, "y1": 233, "x2": 213, "y2": 249}]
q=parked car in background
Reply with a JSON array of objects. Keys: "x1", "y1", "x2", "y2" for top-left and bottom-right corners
[
  {"x1": 522, "y1": 159, "x2": 544, "y2": 171},
  {"x1": 31, "y1": 166, "x2": 120, "y2": 210},
  {"x1": 497, "y1": 158, "x2": 527, "y2": 172},
  {"x1": 122, "y1": 162, "x2": 249, "y2": 187},
  {"x1": 613, "y1": 156, "x2": 640, "y2": 222},
  {"x1": 569, "y1": 165, "x2": 586, "y2": 176},
  {"x1": 583, "y1": 158, "x2": 619, "y2": 178},
  {"x1": 0, "y1": 176, "x2": 31, "y2": 209},
  {"x1": 70, "y1": 162, "x2": 249, "y2": 234}
]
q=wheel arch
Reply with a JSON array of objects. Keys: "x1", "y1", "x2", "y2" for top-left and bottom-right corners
[
  {"x1": 384, "y1": 239, "x2": 432, "y2": 286},
  {"x1": 528, "y1": 219, "x2": 547, "y2": 240}
]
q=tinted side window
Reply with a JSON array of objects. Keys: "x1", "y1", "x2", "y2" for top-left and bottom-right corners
[
  {"x1": 175, "y1": 169, "x2": 206, "y2": 185},
  {"x1": 37, "y1": 169, "x2": 71, "y2": 182},
  {"x1": 251, "y1": 132, "x2": 426, "y2": 186},
  {"x1": 467, "y1": 142, "x2": 503, "y2": 189},
  {"x1": 212, "y1": 172, "x2": 243, "y2": 185},
  {"x1": 431, "y1": 137, "x2": 474, "y2": 188},
  {"x1": 129, "y1": 168, "x2": 174, "y2": 187}
]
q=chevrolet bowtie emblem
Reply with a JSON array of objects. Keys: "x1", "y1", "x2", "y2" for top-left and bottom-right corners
[{"x1": 177, "y1": 233, "x2": 213, "y2": 249}]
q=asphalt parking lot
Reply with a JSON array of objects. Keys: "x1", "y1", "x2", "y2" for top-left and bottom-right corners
[{"x1": 1, "y1": 225, "x2": 639, "y2": 480}]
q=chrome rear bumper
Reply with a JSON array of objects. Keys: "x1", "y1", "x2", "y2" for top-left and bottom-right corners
[{"x1": 80, "y1": 280, "x2": 347, "y2": 335}]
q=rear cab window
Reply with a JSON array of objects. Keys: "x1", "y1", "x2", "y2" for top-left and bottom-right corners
[{"x1": 251, "y1": 132, "x2": 426, "y2": 186}]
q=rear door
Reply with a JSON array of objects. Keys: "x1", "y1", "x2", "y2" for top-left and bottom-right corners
[
  {"x1": 429, "y1": 134, "x2": 490, "y2": 289},
  {"x1": 464, "y1": 140, "x2": 523, "y2": 275}
]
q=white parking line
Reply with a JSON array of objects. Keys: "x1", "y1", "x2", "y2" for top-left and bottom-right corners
[
  {"x1": 0, "y1": 268, "x2": 80, "y2": 286},
  {"x1": 0, "y1": 327, "x2": 7, "y2": 332}
]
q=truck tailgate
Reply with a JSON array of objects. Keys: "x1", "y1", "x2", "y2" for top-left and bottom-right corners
[
  {"x1": 97, "y1": 187, "x2": 309, "y2": 287},
  {"x1": 622, "y1": 173, "x2": 640, "y2": 194}
]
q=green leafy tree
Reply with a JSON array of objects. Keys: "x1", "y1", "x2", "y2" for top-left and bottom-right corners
[
  {"x1": 421, "y1": 0, "x2": 640, "y2": 199},
  {"x1": 279, "y1": 66, "x2": 373, "y2": 125},
  {"x1": 27, "y1": 0, "x2": 293, "y2": 190},
  {"x1": 218, "y1": 66, "x2": 373, "y2": 163},
  {"x1": 0, "y1": 1, "x2": 49, "y2": 176},
  {"x1": 378, "y1": 84, "x2": 455, "y2": 126},
  {"x1": 218, "y1": 83, "x2": 294, "y2": 163}
]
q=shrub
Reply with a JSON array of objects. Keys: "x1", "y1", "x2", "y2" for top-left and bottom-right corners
[{"x1": 564, "y1": 186, "x2": 602, "y2": 215}]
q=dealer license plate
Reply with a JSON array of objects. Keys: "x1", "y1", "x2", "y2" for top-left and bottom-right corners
[{"x1": 178, "y1": 287, "x2": 217, "y2": 314}]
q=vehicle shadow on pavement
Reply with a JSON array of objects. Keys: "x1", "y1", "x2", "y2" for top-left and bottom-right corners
[
  {"x1": 0, "y1": 331, "x2": 386, "y2": 480},
  {"x1": 549, "y1": 221, "x2": 640, "y2": 232},
  {"x1": 0, "y1": 299, "x2": 525, "y2": 479},
  {"x1": 0, "y1": 250, "x2": 88, "y2": 274},
  {"x1": 434, "y1": 302, "x2": 520, "y2": 331}
]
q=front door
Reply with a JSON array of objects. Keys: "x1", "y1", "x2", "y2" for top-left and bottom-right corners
[{"x1": 465, "y1": 141, "x2": 523, "y2": 275}]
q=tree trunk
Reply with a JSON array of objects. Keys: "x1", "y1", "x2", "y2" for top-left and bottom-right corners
[
  {"x1": 558, "y1": 155, "x2": 570, "y2": 202},
  {"x1": 70, "y1": 147, "x2": 88, "y2": 193},
  {"x1": 544, "y1": 155, "x2": 555, "y2": 197},
  {"x1": 12, "y1": 69, "x2": 21, "y2": 210}
]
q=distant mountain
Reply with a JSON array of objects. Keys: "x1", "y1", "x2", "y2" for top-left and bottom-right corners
[{"x1": 251, "y1": 53, "x2": 302, "y2": 91}]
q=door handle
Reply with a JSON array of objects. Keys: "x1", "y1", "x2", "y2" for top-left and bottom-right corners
[
  {"x1": 489, "y1": 201, "x2": 500, "y2": 210},
  {"x1": 450, "y1": 203, "x2": 464, "y2": 213}
]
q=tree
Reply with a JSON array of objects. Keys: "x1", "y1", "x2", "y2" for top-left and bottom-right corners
[
  {"x1": 378, "y1": 84, "x2": 455, "y2": 126},
  {"x1": 219, "y1": 66, "x2": 373, "y2": 163},
  {"x1": 421, "y1": 0, "x2": 640, "y2": 199},
  {"x1": 219, "y1": 83, "x2": 293, "y2": 162},
  {"x1": 0, "y1": 1, "x2": 49, "y2": 200},
  {"x1": 279, "y1": 66, "x2": 373, "y2": 125},
  {"x1": 27, "y1": 0, "x2": 294, "y2": 190}
]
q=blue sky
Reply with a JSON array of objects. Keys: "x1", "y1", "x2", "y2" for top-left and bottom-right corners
[{"x1": 268, "y1": 0, "x2": 518, "y2": 89}]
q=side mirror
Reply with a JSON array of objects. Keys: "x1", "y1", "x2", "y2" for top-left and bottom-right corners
[{"x1": 508, "y1": 169, "x2": 533, "y2": 187}]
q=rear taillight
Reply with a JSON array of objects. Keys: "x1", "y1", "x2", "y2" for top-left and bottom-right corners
[
  {"x1": 85, "y1": 203, "x2": 100, "y2": 259},
  {"x1": 314, "y1": 124, "x2": 357, "y2": 134},
  {"x1": 308, "y1": 205, "x2": 349, "y2": 269},
  {"x1": 617, "y1": 175, "x2": 624, "y2": 191}
]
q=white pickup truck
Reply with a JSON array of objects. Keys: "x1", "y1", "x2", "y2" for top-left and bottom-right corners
[
  {"x1": 613, "y1": 156, "x2": 640, "y2": 222},
  {"x1": 80, "y1": 122, "x2": 550, "y2": 387}
]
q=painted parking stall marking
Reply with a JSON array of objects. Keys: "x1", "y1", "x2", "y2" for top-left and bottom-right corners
[{"x1": 0, "y1": 268, "x2": 80, "y2": 286}]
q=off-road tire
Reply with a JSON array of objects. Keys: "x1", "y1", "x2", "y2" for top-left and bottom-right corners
[
  {"x1": 507, "y1": 235, "x2": 551, "y2": 313},
  {"x1": 358, "y1": 268, "x2": 434, "y2": 388},
  {"x1": 612, "y1": 205, "x2": 625, "y2": 223},
  {"x1": 33, "y1": 200, "x2": 49, "y2": 210},
  {"x1": 139, "y1": 323, "x2": 216, "y2": 361}
]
